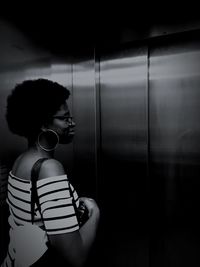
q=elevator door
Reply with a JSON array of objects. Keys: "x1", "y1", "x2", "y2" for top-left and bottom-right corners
[
  {"x1": 72, "y1": 57, "x2": 97, "y2": 196},
  {"x1": 99, "y1": 45, "x2": 149, "y2": 267},
  {"x1": 149, "y1": 31, "x2": 200, "y2": 267}
]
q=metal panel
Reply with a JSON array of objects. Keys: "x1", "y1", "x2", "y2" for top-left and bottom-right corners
[
  {"x1": 99, "y1": 45, "x2": 148, "y2": 266},
  {"x1": 50, "y1": 60, "x2": 74, "y2": 173},
  {"x1": 72, "y1": 56, "x2": 97, "y2": 196},
  {"x1": 149, "y1": 31, "x2": 200, "y2": 266}
]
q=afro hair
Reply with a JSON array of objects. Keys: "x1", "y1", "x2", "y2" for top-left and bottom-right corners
[{"x1": 6, "y1": 79, "x2": 70, "y2": 138}]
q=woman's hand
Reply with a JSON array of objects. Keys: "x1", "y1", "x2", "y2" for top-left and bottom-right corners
[{"x1": 79, "y1": 197, "x2": 100, "y2": 218}]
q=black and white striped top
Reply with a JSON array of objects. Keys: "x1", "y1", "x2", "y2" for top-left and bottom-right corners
[{"x1": 1, "y1": 172, "x2": 80, "y2": 267}]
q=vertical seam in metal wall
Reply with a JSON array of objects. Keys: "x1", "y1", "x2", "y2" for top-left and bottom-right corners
[
  {"x1": 94, "y1": 47, "x2": 101, "y2": 201},
  {"x1": 98, "y1": 51, "x2": 102, "y2": 203},
  {"x1": 71, "y1": 59, "x2": 76, "y2": 172},
  {"x1": 147, "y1": 45, "x2": 150, "y2": 192},
  {"x1": 147, "y1": 43, "x2": 150, "y2": 192},
  {"x1": 94, "y1": 47, "x2": 97, "y2": 198},
  {"x1": 147, "y1": 42, "x2": 151, "y2": 267}
]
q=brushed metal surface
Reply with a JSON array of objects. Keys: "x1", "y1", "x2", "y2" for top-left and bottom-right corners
[
  {"x1": 98, "y1": 45, "x2": 149, "y2": 266},
  {"x1": 149, "y1": 33, "x2": 200, "y2": 266},
  {"x1": 72, "y1": 56, "x2": 97, "y2": 196},
  {"x1": 99, "y1": 45, "x2": 148, "y2": 229}
]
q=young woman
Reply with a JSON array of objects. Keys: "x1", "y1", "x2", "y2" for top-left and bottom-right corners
[{"x1": 1, "y1": 79, "x2": 100, "y2": 267}]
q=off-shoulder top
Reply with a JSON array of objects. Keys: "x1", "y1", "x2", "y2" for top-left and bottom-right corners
[{"x1": 1, "y1": 172, "x2": 80, "y2": 267}]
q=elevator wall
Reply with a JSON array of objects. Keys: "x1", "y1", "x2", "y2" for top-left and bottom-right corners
[
  {"x1": 149, "y1": 31, "x2": 200, "y2": 266},
  {"x1": 97, "y1": 45, "x2": 149, "y2": 266},
  {"x1": 72, "y1": 30, "x2": 200, "y2": 266}
]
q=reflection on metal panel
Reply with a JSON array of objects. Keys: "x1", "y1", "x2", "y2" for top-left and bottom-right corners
[
  {"x1": 100, "y1": 48, "x2": 148, "y2": 162},
  {"x1": 100, "y1": 46, "x2": 148, "y2": 227},
  {"x1": 72, "y1": 57, "x2": 97, "y2": 196},
  {"x1": 52, "y1": 62, "x2": 74, "y2": 172},
  {"x1": 99, "y1": 45, "x2": 148, "y2": 266},
  {"x1": 150, "y1": 48, "x2": 200, "y2": 159},
  {"x1": 149, "y1": 33, "x2": 200, "y2": 265}
]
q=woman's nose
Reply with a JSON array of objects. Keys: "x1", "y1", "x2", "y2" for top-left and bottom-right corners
[{"x1": 70, "y1": 119, "x2": 75, "y2": 127}]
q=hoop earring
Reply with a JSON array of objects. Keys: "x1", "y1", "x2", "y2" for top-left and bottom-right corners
[{"x1": 37, "y1": 129, "x2": 59, "y2": 151}]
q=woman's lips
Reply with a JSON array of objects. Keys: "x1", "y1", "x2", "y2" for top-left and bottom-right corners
[{"x1": 68, "y1": 130, "x2": 75, "y2": 135}]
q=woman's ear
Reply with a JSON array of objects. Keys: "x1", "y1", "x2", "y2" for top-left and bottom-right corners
[
  {"x1": 42, "y1": 118, "x2": 53, "y2": 130},
  {"x1": 40, "y1": 126, "x2": 46, "y2": 131},
  {"x1": 41, "y1": 120, "x2": 51, "y2": 130}
]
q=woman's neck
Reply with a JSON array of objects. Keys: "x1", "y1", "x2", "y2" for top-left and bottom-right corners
[{"x1": 28, "y1": 143, "x2": 55, "y2": 158}]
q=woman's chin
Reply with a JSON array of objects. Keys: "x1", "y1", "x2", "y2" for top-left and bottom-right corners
[{"x1": 59, "y1": 134, "x2": 74, "y2": 144}]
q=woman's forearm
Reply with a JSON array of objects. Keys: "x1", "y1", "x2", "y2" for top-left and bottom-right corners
[{"x1": 79, "y1": 208, "x2": 100, "y2": 258}]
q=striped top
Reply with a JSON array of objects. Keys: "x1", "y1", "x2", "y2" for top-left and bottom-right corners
[{"x1": 1, "y1": 172, "x2": 80, "y2": 267}]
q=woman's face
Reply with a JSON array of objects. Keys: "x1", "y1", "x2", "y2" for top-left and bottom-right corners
[{"x1": 46, "y1": 101, "x2": 75, "y2": 144}]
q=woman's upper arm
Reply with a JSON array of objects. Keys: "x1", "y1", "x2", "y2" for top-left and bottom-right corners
[{"x1": 37, "y1": 159, "x2": 85, "y2": 266}]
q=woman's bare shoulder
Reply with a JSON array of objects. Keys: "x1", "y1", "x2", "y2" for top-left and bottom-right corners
[
  {"x1": 11, "y1": 152, "x2": 37, "y2": 180},
  {"x1": 38, "y1": 158, "x2": 65, "y2": 180},
  {"x1": 12, "y1": 152, "x2": 65, "y2": 181}
]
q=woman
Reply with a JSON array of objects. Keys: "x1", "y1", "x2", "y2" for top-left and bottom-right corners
[{"x1": 1, "y1": 79, "x2": 100, "y2": 267}]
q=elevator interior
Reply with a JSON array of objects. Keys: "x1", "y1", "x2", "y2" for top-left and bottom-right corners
[{"x1": 1, "y1": 14, "x2": 200, "y2": 267}]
